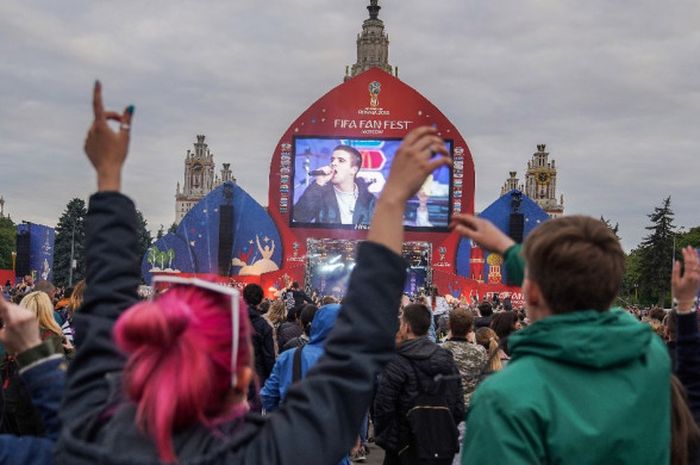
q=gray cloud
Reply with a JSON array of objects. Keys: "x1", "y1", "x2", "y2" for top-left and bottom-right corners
[{"x1": 0, "y1": 0, "x2": 698, "y2": 251}]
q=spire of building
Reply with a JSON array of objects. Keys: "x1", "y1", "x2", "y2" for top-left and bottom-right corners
[
  {"x1": 344, "y1": 0, "x2": 397, "y2": 81},
  {"x1": 368, "y1": 0, "x2": 380, "y2": 19},
  {"x1": 175, "y1": 135, "x2": 231, "y2": 225},
  {"x1": 500, "y1": 171, "x2": 524, "y2": 196}
]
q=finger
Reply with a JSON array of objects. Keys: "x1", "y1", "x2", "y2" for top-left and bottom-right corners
[
  {"x1": 451, "y1": 214, "x2": 480, "y2": 230},
  {"x1": 672, "y1": 260, "x2": 681, "y2": 289},
  {"x1": 412, "y1": 135, "x2": 446, "y2": 155},
  {"x1": 104, "y1": 111, "x2": 124, "y2": 122},
  {"x1": 92, "y1": 80, "x2": 104, "y2": 120},
  {"x1": 119, "y1": 105, "x2": 135, "y2": 133},
  {"x1": 683, "y1": 246, "x2": 699, "y2": 269},
  {"x1": 425, "y1": 155, "x2": 452, "y2": 173},
  {"x1": 454, "y1": 224, "x2": 479, "y2": 239},
  {"x1": 402, "y1": 126, "x2": 437, "y2": 147}
]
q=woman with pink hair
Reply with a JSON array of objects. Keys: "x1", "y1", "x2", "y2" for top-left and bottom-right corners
[{"x1": 53, "y1": 82, "x2": 450, "y2": 465}]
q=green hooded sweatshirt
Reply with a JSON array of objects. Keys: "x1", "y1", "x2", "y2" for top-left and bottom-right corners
[{"x1": 462, "y1": 307, "x2": 670, "y2": 464}]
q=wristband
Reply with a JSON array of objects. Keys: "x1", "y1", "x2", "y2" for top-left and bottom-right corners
[{"x1": 674, "y1": 297, "x2": 698, "y2": 314}]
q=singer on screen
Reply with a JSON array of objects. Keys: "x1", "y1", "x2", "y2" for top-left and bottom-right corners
[{"x1": 293, "y1": 145, "x2": 376, "y2": 225}]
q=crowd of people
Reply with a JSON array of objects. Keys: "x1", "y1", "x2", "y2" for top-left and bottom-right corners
[{"x1": 0, "y1": 82, "x2": 698, "y2": 465}]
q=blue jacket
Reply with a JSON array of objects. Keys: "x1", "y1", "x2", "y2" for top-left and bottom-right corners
[
  {"x1": 0, "y1": 342, "x2": 65, "y2": 465},
  {"x1": 261, "y1": 304, "x2": 341, "y2": 411}
]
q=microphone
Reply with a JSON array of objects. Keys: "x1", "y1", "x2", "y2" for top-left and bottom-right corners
[{"x1": 308, "y1": 169, "x2": 332, "y2": 176}]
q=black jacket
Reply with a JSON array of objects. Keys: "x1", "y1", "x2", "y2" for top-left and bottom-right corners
[
  {"x1": 676, "y1": 311, "x2": 700, "y2": 425},
  {"x1": 674, "y1": 311, "x2": 700, "y2": 464},
  {"x1": 373, "y1": 337, "x2": 464, "y2": 453},
  {"x1": 474, "y1": 315, "x2": 492, "y2": 329},
  {"x1": 292, "y1": 178, "x2": 376, "y2": 225},
  {"x1": 56, "y1": 192, "x2": 406, "y2": 465},
  {"x1": 248, "y1": 306, "x2": 275, "y2": 384},
  {"x1": 291, "y1": 289, "x2": 313, "y2": 308}
]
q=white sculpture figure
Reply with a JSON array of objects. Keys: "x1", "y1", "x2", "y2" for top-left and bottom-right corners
[
  {"x1": 41, "y1": 259, "x2": 51, "y2": 281},
  {"x1": 231, "y1": 235, "x2": 279, "y2": 276}
]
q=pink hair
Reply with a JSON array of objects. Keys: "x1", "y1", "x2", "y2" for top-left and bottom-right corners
[{"x1": 114, "y1": 285, "x2": 252, "y2": 463}]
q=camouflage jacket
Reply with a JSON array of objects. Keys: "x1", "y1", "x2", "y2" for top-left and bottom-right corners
[{"x1": 441, "y1": 338, "x2": 487, "y2": 408}]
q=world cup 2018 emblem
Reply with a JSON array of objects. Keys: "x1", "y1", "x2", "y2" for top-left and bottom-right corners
[
  {"x1": 368, "y1": 81, "x2": 381, "y2": 108},
  {"x1": 292, "y1": 242, "x2": 300, "y2": 257},
  {"x1": 439, "y1": 246, "x2": 447, "y2": 262}
]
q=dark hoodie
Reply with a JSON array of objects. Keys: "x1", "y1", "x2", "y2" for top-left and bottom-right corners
[
  {"x1": 373, "y1": 336, "x2": 464, "y2": 453},
  {"x1": 55, "y1": 192, "x2": 407, "y2": 465}
]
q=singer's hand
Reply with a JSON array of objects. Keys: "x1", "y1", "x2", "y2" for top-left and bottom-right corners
[{"x1": 315, "y1": 166, "x2": 334, "y2": 186}]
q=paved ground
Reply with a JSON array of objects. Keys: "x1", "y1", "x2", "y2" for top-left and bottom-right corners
[{"x1": 357, "y1": 442, "x2": 384, "y2": 465}]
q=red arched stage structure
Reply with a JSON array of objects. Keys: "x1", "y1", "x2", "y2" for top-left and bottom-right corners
[{"x1": 148, "y1": 68, "x2": 528, "y2": 304}]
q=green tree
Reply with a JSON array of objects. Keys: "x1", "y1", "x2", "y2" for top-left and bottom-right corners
[
  {"x1": 619, "y1": 248, "x2": 642, "y2": 305},
  {"x1": 54, "y1": 198, "x2": 87, "y2": 287},
  {"x1": 168, "y1": 222, "x2": 177, "y2": 234},
  {"x1": 146, "y1": 246, "x2": 159, "y2": 269},
  {"x1": 0, "y1": 216, "x2": 16, "y2": 270},
  {"x1": 676, "y1": 226, "x2": 700, "y2": 250},
  {"x1": 156, "y1": 224, "x2": 165, "y2": 241},
  {"x1": 637, "y1": 197, "x2": 675, "y2": 306},
  {"x1": 135, "y1": 210, "x2": 153, "y2": 262},
  {"x1": 165, "y1": 248, "x2": 175, "y2": 269}
]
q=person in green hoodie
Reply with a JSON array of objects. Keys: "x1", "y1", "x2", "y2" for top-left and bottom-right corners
[{"x1": 450, "y1": 214, "x2": 670, "y2": 465}]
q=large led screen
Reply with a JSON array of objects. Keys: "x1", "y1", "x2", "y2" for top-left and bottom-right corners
[{"x1": 289, "y1": 137, "x2": 453, "y2": 231}]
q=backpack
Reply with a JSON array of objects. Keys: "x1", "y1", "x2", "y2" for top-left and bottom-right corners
[{"x1": 398, "y1": 358, "x2": 459, "y2": 465}]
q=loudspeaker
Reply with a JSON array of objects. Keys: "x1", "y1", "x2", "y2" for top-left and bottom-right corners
[
  {"x1": 508, "y1": 213, "x2": 525, "y2": 244},
  {"x1": 218, "y1": 205, "x2": 234, "y2": 276},
  {"x1": 16, "y1": 231, "x2": 31, "y2": 277}
]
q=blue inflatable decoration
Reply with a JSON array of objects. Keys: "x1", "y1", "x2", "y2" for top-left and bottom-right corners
[
  {"x1": 142, "y1": 181, "x2": 283, "y2": 283},
  {"x1": 455, "y1": 190, "x2": 550, "y2": 282}
]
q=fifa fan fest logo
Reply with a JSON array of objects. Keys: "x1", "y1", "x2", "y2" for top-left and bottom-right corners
[
  {"x1": 292, "y1": 242, "x2": 300, "y2": 257},
  {"x1": 369, "y1": 81, "x2": 381, "y2": 108},
  {"x1": 439, "y1": 246, "x2": 447, "y2": 262}
]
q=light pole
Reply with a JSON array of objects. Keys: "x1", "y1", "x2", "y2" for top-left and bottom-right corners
[{"x1": 11, "y1": 250, "x2": 16, "y2": 281}]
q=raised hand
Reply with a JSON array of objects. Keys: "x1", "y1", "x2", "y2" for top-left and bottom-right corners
[
  {"x1": 450, "y1": 214, "x2": 515, "y2": 255},
  {"x1": 84, "y1": 80, "x2": 134, "y2": 192},
  {"x1": 672, "y1": 246, "x2": 700, "y2": 313},
  {"x1": 314, "y1": 166, "x2": 334, "y2": 186},
  {"x1": 382, "y1": 126, "x2": 450, "y2": 204},
  {"x1": 0, "y1": 297, "x2": 42, "y2": 355},
  {"x1": 368, "y1": 126, "x2": 450, "y2": 254}
]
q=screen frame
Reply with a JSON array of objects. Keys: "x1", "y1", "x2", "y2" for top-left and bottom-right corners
[{"x1": 288, "y1": 135, "x2": 454, "y2": 232}]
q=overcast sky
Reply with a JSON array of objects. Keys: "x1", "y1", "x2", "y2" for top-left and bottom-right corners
[{"x1": 1, "y1": 0, "x2": 698, "y2": 251}]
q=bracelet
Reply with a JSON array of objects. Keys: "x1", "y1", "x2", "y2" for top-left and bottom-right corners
[{"x1": 673, "y1": 297, "x2": 699, "y2": 314}]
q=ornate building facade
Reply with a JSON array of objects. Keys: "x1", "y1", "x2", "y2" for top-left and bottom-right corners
[
  {"x1": 344, "y1": 0, "x2": 397, "y2": 81},
  {"x1": 175, "y1": 135, "x2": 235, "y2": 224},
  {"x1": 500, "y1": 144, "x2": 564, "y2": 217}
]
